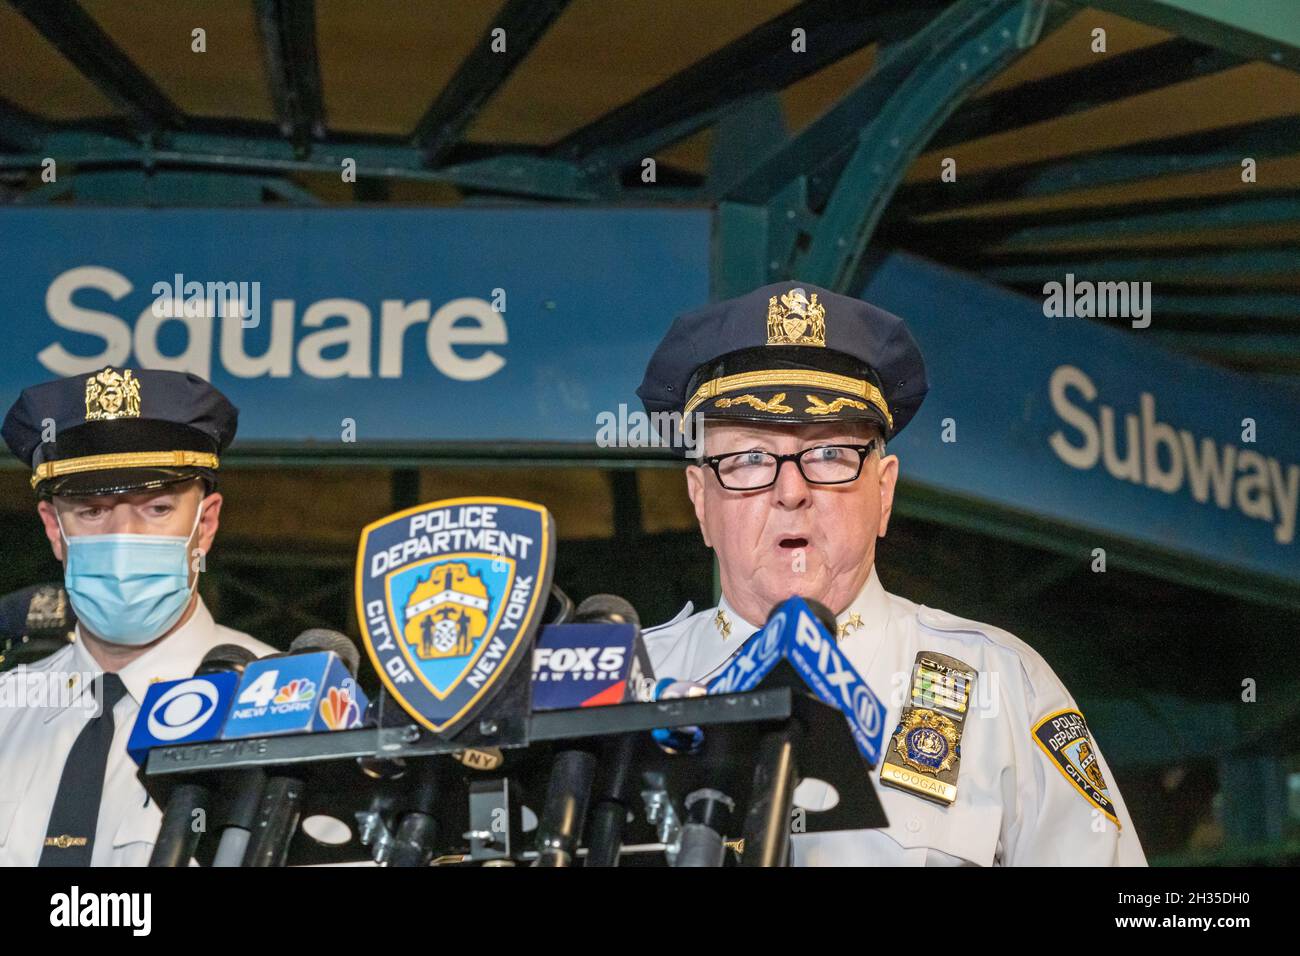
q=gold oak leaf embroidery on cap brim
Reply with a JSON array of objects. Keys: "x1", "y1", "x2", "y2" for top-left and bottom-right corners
[
  {"x1": 805, "y1": 394, "x2": 869, "y2": 416},
  {"x1": 714, "y1": 392, "x2": 792, "y2": 414}
]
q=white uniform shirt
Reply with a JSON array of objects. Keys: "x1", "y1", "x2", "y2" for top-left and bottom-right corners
[
  {"x1": 0, "y1": 598, "x2": 274, "y2": 866},
  {"x1": 643, "y1": 567, "x2": 1147, "y2": 866}
]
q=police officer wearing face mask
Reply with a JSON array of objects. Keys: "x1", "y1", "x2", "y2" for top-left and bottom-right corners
[{"x1": 0, "y1": 366, "x2": 274, "y2": 866}]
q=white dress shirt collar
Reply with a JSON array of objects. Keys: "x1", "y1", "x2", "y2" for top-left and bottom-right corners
[
  {"x1": 699, "y1": 564, "x2": 894, "y2": 681},
  {"x1": 59, "y1": 598, "x2": 226, "y2": 713}
]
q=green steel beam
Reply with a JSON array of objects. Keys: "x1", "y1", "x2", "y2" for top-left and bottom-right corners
[
  {"x1": 1083, "y1": 0, "x2": 1300, "y2": 72},
  {"x1": 892, "y1": 114, "x2": 1300, "y2": 215},
  {"x1": 1150, "y1": 331, "x2": 1300, "y2": 360},
  {"x1": 1149, "y1": 292, "x2": 1300, "y2": 320},
  {"x1": 262, "y1": 176, "x2": 325, "y2": 205},
  {"x1": 11, "y1": 178, "x2": 74, "y2": 203},
  {"x1": 8, "y1": 0, "x2": 185, "y2": 132},
  {"x1": 720, "y1": 0, "x2": 1048, "y2": 205},
  {"x1": 411, "y1": 0, "x2": 571, "y2": 164},
  {"x1": 797, "y1": 0, "x2": 1050, "y2": 289},
  {"x1": 896, "y1": 192, "x2": 1300, "y2": 248},
  {"x1": 713, "y1": 202, "x2": 772, "y2": 299},
  {"x1": 254, "y1": 0, "x2": 327, "y2": 157},
  {"x1": 706, "y1": 93, "x2": 787, "y2": 197},
  {"x1": 929, "y1": 37, "x2": 1238, "y2": 149},
  {"x1": 0, "y1": 129, "x2": 602, "y2": 200},
  {"x1": 981, "y1": 246, "x2": 1300, "y2": 283},
  {"x1": 0, "y1": 95, "x2": 46, "y2": 151},
  {"x1": 563, "y1": 0, "x2": 947, "y2": 176},
  {"x1": 70, "y1": 170, "x2": 271, "y2": 204}
]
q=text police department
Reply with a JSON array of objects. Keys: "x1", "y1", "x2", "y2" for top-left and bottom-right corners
[{"x1": 368, "y1": 505, "x2": 535, "y2": 576}]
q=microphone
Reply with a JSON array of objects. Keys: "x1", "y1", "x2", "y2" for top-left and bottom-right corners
[
  {"x1": 129, "y1": 644, "x2": 257, "y2": 764},
  {"x1": 203, "y1": 646, "x2": 270, "y2": 868},
  {"x1": 240, "y1": 628, "x2": 366, "y2": 867},
  {"x1": 574, "y1": 594, "x2": 638, "y2": 627},
  {"x1": 289, "y1": 628, "x2": 361, "y2": 674},
  {"x1": 545, "y1": 583, "x2": 575, "y2": 625},
  {"x1": 222, "y1": 628, "x2": 367, "y2": 740},
  {"x1": 385, "y1": 757, "x2": 443, "y2": 868},
  {"x1": 0, "y1": 583, "x2": 75, "y2": 670},
  {"x1": 802, "y1": 597, "x2": 837, "y2": 638},
  {"x1": 674, "y1": 788, "x2": 736, "y2": 868},
  {"x1": 531, "y1": 594, "x2": 656, "y2": 710},
  {"x1": 533, "y1": 748, "x2": 597, "y2": 867},
  {"x1": 146, "y1": 643, "x2": 259, "y2": 867},
  {"x1": 548, "y1": 594, "x2": 653, "y2": 867},
  {"x1": 703, "y1": 596, "x2": 887, "y2": 867},
  {"x1": 196, "y1": 643, "x2": 260, "y2": 677},
  {"x1": 707, "y1": 595, "x2": 887, "y2": 764}
]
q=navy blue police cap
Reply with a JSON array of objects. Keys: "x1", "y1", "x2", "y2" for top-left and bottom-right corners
[
  {"x1": 2, "y1": 366, "x2": 238, "y2": 498},
  {"x1": 637, "y1": 282, "x2": 927, "y2": 439}
]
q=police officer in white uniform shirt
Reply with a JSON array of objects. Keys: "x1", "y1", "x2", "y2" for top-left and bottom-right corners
[
  {"x1": 636, "y1": 283, "x2": 1146, "y2": 866},
  {"x1": 0, "y1": 366, "x2": 274, "y2": 866}
]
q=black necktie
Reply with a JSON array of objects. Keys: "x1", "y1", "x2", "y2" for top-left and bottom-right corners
[{"x1": 39, "y1": 672, "x2": 129, "y2": 866}]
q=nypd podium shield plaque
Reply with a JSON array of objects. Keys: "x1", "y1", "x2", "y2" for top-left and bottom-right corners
[{"x1": 355, "y1": 497, "x2": 555, "y2": 738}]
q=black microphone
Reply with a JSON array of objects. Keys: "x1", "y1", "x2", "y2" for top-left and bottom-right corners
[
  {"x1": 197, "y1": 645, "x2": 270, "y2": 868},
  {"x1": 545, "y1": 583, "x2": 575, "y2": 625},
  {"x1": 706, "y1": 597, "x2": 888, "y2": 866},
  {"x1": 674, "y1": 788, "x2": 736, "y2": 868},
  {"x1": 243, "y1": 628, "x2": 360, "y2": 867},
  {"x1": 0, "y1": 584, "x2": 75, "y2": 670},
  {"x1": 802, "y1": 597, "x2": 837, "y2": 637},
  {"x1": 196, "y1": 643, "x2": 259, "y2": 677},
  {"x1": 259, "y1": 627, "x2": 361, "y2": 673},
  {"x1": 574, "y1": 593, "x2": 638, "y2": 627},
  {"x1": 658, "y1": 599, "x2": 836, "y2": 869},
  {"x1": 556, "y1": 594, "x2": 648, "y2": 867},
  {"x1": 149, "y1": 643, "x2": 259, "y2": 867},
  {"x1": 386, "y1": 756, "x2": 443, "y2": 868}
]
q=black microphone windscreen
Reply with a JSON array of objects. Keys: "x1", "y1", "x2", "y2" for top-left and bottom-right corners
[
  {"x1": 802, "y1": 597, "x2": 837, "y2": 637},
  {"x1": 289, "y1": 628, "x2": 360, "y2": 676},
  {"x1": 763, "y1": 597, "x2": 837, "y2": 638},
  {"x1": 197, "y1": 643, "x2": 259, "y2": 676},
  {"x1": 574, "y1": 594, "x2": 640, "y2": 630}
]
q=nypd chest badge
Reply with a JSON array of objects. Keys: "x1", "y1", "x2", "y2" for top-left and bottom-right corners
[
  {"x1": 355, "y1": 497, "x2": 555, "y2": 737},
  {"x1": 879, "y1": 652, "x2": 976, "y2": 807}
]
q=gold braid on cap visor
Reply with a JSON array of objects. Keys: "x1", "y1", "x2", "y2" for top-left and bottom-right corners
[
  {"x1": 31, "y1": 451, "x2": 220, "y2": 489},
  {"x1": 683, "y1": 369, "x2": 892, "y2": 429}
]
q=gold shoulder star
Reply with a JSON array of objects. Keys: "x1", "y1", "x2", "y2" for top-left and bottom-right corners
[
  {"x1": 714, "y1": 609, "x2": 732, "y2": 639},
  {"x1": 836, "y1": 612, "x2": 863, "y2": 642}
]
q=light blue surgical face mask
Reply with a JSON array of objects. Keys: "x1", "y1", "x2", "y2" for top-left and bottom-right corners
[{"x1": 58, "y1": 501, "x2": 204, "y2": 646}]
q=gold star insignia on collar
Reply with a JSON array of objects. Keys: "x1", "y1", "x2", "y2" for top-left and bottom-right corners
[
  {"x1": 714, "y1": 609, "x2": 732, "y2": 639},
  {"x1": 836, "y1": 612, "x2": 863, "y2": 642}
]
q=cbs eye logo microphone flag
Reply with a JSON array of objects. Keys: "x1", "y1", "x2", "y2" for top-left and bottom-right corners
[{"x1": 127, "y1": 673, "x2": 241, "y2": 764}]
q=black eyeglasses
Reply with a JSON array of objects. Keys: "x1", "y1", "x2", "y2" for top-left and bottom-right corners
[{"x1": 698, "y1": 442, "x2": 879, "y2": 491}]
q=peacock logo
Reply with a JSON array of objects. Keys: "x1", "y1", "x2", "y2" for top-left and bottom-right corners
[{"x1": 273, "y1": 678, "x2": 316, "y2": 704}]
